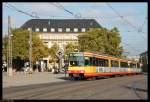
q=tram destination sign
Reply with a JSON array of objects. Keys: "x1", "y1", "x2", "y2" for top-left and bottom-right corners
[{"x1": 69, "y1": 53, "x2": 83, "y2": 56}]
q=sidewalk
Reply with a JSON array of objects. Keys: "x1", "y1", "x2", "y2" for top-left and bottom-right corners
[{"x1": 3, "y1": 72, "x2": 68, "y2": 88}]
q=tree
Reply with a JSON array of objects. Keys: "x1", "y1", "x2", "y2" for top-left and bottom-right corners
[
  {"x1": 2, "y1": 28, "x2": 49, "y2": 70},
  {"x1": 65, "y1": 43, "x2": 78, "y2": 55},
  {"x1": 64, "y1": 43, "x2": 78, "y2": 59},
  {"x1": 78, "y1": 28, "x2": 124, "y2": 58},
  {"x1": 32, "y1": 33, "x2": 49, "y2": 63},
  {"x1": 12, "y1": 28, "x2": 49, "y2": 63},
  {"x1": 48, "y1": 43, "x2": 59, "y2": 63},
  {"x1": 2, "y1": 35, "x2": 8, "y2": 62}
]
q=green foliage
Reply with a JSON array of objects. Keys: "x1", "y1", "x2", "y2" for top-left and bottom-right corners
[
  {"x1": 2, "y1": 35, "x2": 8, "y2": 61},
  {"x1": 2, "y1": 28, "x2": 49, "y2": 65},
  {"x1": 64, "y1": 43, "x2": 78, "y2": 58},
  {"x1": 78, "y1": 28, "x2": 124, "y2": 58},
  {"x1": 12, "y1": 29, "x2": 30, "y2": 60},
  {"x1": 32, "y1": 32, "x2": 49, "y2": 63},
  {"x1": 48, "y1": 43, "x2": 59, "y2": 63}
]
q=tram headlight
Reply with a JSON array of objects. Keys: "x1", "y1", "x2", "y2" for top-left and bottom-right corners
[
  {"x1": 80, "y1": 70, "x2": 85, "y2": 73},
  {"x1": 67, "y1": 70, "x2": 71, "y2": 73}
]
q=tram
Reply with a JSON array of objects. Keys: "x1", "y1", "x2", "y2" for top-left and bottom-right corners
[{"x1": 67, "y1": 52, "x2": 142, "y2": 80}]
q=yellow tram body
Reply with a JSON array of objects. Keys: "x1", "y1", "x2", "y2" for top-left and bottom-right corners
[{"x1": 67, "y1": 52, "x2": 142, "y2": 79}]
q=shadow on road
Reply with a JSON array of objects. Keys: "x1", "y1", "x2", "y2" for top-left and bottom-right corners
[
  {"x1": 123, "y1": 85, "x2": 147, "y2": 92},
  {"x1": 56, "y1": 76, "x2": 113, "y2": 81},
  {"x1": 122, "y1": 84, "x2": 148, "y2": 100}
]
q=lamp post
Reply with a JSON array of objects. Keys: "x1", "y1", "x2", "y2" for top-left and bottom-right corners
[
  {"x1": 7, "y1": 16, "x2": 13, "y2": 76},
  {"x1": 29, "y1": 28, "x2": 33, "y2": 73}
]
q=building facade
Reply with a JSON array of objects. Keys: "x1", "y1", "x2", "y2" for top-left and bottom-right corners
[
  {"x1": 127, "y1": 55, "x2": 140, "y2": 62},
  {"x1": 139, "y1": 51, "x2": 148, "y2": 72},
  {"x1": 21, "y1": 19, "x2": 101, "y2": 71},
  {"x1": 21, "y1": 19, "x2": 101, "y2": 49}
]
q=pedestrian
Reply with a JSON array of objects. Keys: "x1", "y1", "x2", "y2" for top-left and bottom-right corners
[
  {"x1": 36, "y1": 61, "x2": 39, "y2": 72},
  {"x1": 3, "y1": 61, "x2": 7, "y2": 72},
  {"x1": 41, "y1": 61, "x2": 44, "y2": 72},
  {"x1": 48, "y1": 64, "x2": 52, "y2": 72}
]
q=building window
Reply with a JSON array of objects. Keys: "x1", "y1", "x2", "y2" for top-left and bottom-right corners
[
  {"x1": 66, "y1": 28, "x2": 70, "y2": 32},
  {"x1": 51, "y1": 28, "x2": 55, "y2": 32},
  {"x1": 43, "y1": 28, "x2": 47, "y2": 32},
  {"x1": 43, "y1": 42, "x2": 48, "y2": 47},
  {"x1": 74, "y1": 28, "x2": 78, "y2": 32},
  {"x1": 35, "y1": 28, "x2": 39, "y2": 32},
  {"x1": 58, "y1": 28, "x2": 62, "y2": 32},
  {"x1": 48, "y1": 21, "x2": 50, "y2": 25},
  {"x1": 74, "y1": 42, "x2": 78, "y2": 45},
  {"x1": 28, "y1": 28, "x2": 31, "y2": 31},
  {"x1": 90, "y1": 22, "x2": 93, "y2": 26},
  {"x1": 81, "y1": 28, "x2": 86, "y2": 32}
]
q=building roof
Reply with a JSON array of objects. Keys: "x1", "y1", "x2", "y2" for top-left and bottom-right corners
[
  {"x1": 21, "y1": 19, "x2": 102, "y2": 33},
  {"x1": 140, "y1": 51, "x2": 147, "y2": 56}
]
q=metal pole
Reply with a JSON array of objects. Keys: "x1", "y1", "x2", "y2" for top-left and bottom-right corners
[
  {"x1": 146, "y1": 53, "x2": 148, "y2": 64},
  {"x1": 60, "y1": 58, "x2": 62, "y2": 72},
  {"x1": 8, "y1": 16, "x2": 13, "y2": 76},
  {"x1": 29, "y1": 29, "x2": 33, "y2": 73}
]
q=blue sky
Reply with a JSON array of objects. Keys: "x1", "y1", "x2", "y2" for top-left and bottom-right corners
[{"x1": 2, "y1": 2, "x2": 148, "y2": 56}]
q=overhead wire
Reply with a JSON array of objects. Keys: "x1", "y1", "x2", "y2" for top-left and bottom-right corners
[
  {"x1": 122, "y1": 42, "x2": 142, "y2": 54},
  {"x1": 50, "y1": 3, "x2": 74, "y2": 17},
  {"x1": 105, "y1": 3, "x2": 147, "y2": 55},
  {"x1": 4, "y1": 3, "x2": 146, "y2": 56},
  {"x1": 50, "y1": 3, "x2": 83, "y2": 19},
  {"x1": 138, "y1": 16, "x2": 147, "y2": 33},
  {"x1": 5, "y1": 3, "x2": 40, "y2": 18},
  {"x1": 106, "y1": 3, "x2": 146, "y2": 41},
  {"x1": 106, "y1": 3, "x2": 138, "y2": 30}
]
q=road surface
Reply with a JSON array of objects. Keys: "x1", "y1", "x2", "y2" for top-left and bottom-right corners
[{"x1": 3, "y1": 74, "x2": 147, "y2": 100}]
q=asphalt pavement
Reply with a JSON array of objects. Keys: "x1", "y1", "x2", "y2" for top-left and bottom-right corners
[
  {"x1": 3, "y1": 74, "x2": 148, "y2": 100},
  {"x1": 3, "y1": 72, "x2": 68, "y2": 88}
]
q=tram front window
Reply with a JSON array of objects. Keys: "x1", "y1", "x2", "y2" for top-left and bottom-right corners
[
  {"x1": 70, "y1": 61, "x2": 84, "y2": 66},
  {"x1": 69, "y1": 54, "x2": 84, "y2": 66}
]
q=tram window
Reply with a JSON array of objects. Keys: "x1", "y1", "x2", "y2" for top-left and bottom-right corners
[
  {"x1": 99, "y1": 59, "x2": 102, "y2": 66},
  {"x1": 105, "y1": 60, "x2": 108, "y2": 67},
  {"x1": 84, "y1": 57, "x2": 90, "y2": 66},
  {"x1": 70, "y1": 61, "x2": 84, "y2": 66},
  {"x1": 130, "y1": 63, "x2": 136, "y2": 68},
  {"x1": 137, "y1": 63, "x2": 140, "y2": 68},
  {"x1": 93, "y1": 57, "x2": 99, "y2": 66},
  {"x1": 99, "y1": 59, "x2": 103, "y2": 66},
  {"x1": 96, "y1": 58, "x2": 99, "y2": 66},
  {"x1": 111, "y1": 60, "x2": 119, "y2": 67},
  {"x1": 89, "y1": 57, "x2": 93, "y2": 66},
  {"x1": 70, "y1": 61, "x2": 77, "y2": 66},
  {"x1": 93, "y1": 57, "x2": 97, "y2": 66},
  {"x1": 98, "y1": 58, "x2": 108, "y2": 67},
  {"x1": 120, "y1": 62, "x2": 128, "y2": 68}
]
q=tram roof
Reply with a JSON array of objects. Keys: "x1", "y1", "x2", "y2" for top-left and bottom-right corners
[{"x1": 70, "y1": 52, "x2": 138, "y2": 63}]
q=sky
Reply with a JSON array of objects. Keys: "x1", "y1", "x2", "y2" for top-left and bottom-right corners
[{"x1": 2, "y1": 2, "x2": 148, "y2": 57}]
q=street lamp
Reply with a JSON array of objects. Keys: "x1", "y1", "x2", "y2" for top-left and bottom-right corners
[
  {"x1": 29, "y1": 28, "x2": 33, "y2": 73},
  {"x1": 7, "y1": 16, "x2": 13, "y2": 76}
]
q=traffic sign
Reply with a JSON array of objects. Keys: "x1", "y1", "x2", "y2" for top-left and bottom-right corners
[{"x1": 56, "y1": 49, "x2": 64, "y2": 59}]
